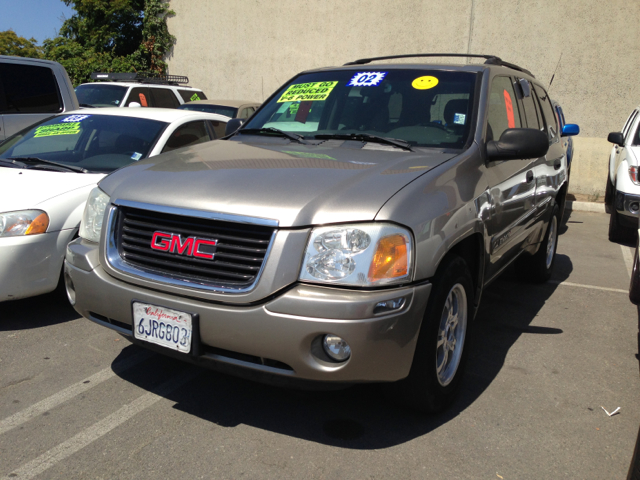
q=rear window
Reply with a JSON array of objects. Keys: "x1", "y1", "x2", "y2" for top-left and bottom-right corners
[
  {"x1": 0, "y1": 63, "x2": 62, "y2": 114},
  {"x1": 75, "y1": 84, "x2": 128, "y2": 107},
  {"x1": 178, "y1": 90, "x2": 207, "y2": 102}
]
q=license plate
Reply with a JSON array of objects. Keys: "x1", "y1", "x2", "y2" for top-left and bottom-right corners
[{"x1": 133, "y1": 302, "x2": 192, "y2": 354}]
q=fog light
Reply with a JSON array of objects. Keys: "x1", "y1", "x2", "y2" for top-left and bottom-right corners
[
  {"x1": 323, "y1": 335, "x2": 351, "y2": 362},
  {"x1": 64, "y1": 270, "x2": 76, "y2": 306},
  {"x1": 631, "y1": 202, "x2": 639, "y2": 213}
]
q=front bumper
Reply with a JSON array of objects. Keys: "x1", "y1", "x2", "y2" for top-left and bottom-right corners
[
  {"x1": 66, "y1": 238, "x2": 431, "y2": 385},
  {"x1": 615, "y1": 190, "x2": 640, "y2": 224},
  {"x1": 0, "y1": 230, "x2": 73, "y2": 302}
]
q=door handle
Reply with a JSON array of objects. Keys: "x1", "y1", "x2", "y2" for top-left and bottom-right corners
[
  {"x1": 554, "y1": 159, "x2": 561, "y2": 170},
  {"x1": 526, "y1": 171, "x2": 534, "y2": 183}
]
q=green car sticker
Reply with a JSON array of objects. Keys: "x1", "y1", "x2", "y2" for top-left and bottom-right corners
[
  {"x1": 34, "y1": 122, "x2": 81, "y2": 138},
  {"x1": 277, "y1": 81, "x2": 338, "y2": 103},
  {"x1": 190, "y1": 93, "x2": 201, "y2": 101}
]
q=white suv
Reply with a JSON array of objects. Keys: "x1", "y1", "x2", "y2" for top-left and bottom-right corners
[
  {"x1": 606, "y1": 106, "x2": 640, "y2": 241},
  {"x1": 75, "y1": 73, "x2": 207, "y2": 109}
]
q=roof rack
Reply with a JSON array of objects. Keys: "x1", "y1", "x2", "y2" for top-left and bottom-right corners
[
  {"x1": 90, "y1": 72, "x2": 190, "y2": 85},
  {"x1": 343, "y1": 53, "x2": 534, "y2": 78}
]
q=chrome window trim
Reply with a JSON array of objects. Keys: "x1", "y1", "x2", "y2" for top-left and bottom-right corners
[{"x1": 104, "y1": 202, "x2": 277, "y2": 294}]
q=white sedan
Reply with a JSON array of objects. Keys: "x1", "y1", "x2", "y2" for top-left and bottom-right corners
[{"x1": 0, "y1": 108, "x2": 229, "y2": 302}]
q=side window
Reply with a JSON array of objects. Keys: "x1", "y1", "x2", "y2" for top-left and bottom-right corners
[
  {"x1": 622, "y1": 110, "x2": 638, "y2": 137},
  {"x1": 125, "y1": 87, "x2": 150, "y2": 107},
  {"x1": 178, "y1": 90, "x2": 207, "y2": 102},
  {"x1": 239, "y1": 107, "x2": 251, "y2": 119},
  {"x1": 519, "y1": 81, "x2": 541, "y2": 130},
  {"x1": 624, "y1": 112, "x2": 639, "y2": 143},
  {"x1": 150, "y1": 88, "x2": 179, "y2": 108},
  {"x1": 208, "y1": 120, "x2": 227, "y2": 139},
  {"x1": 0, "y1": 63, "x2": 62, "y2": 114},
  {"x1": 162, "y1": 121, "x2": 211, "y2": 153},
  {"x1": 533, "y1": 85, "x2": 558, "y2": 141},
  {"x1": 487, "y1": 76, "x2": 522, "y2": 142}
]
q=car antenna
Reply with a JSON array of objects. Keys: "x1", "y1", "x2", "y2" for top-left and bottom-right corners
[{"x1": 547, "y1": 52, "x2": 562, "y2": 93}]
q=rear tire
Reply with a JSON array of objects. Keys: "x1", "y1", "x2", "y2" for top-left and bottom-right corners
[
  {"x1": 516, "y1": 204, "x2": 560, "y2": 283},
  {"x1": 391, "y1": 255, "x2": 473, "y2": 413}
]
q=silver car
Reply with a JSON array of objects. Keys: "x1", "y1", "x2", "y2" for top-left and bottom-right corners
[{"x1": 65, "y1": 54, "x2": 573, "y2": 412}]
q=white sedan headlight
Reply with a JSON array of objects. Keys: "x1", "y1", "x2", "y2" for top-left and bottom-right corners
[
  {"x1": 79, "y1": 187, "x2": 110, "y2": 243},
  {"x1": 0, "y1": 210, "x2": 49, "y2": 237},
  {"x1": 299, "y1": 223, "x2": 413, "y2": 287}
]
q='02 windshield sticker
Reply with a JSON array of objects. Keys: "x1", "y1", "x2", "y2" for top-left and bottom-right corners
[
  {"x1": 34, "y1": 122, "x2": 81, "y2": 138},
  {"x1": 277, "y1": 81, "x2": 338, "y2": 103},
  {"x1": 347, "y1": 71, "x2": 387, "y2": 87},
  {"x1": 60, "y1": 114, "x2": 90, "y2": 123}
]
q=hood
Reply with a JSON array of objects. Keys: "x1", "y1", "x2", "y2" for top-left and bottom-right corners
[
  {"x1": 99, "y1": 139, "x2": 458, "y2": 227},
  {"x1": 0, "y1": 168, "x2": 103, "y2": 212}
]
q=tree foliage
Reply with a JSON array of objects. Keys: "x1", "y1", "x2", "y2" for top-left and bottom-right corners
[
  {"x1": 2, "y1": 0, "x2": 176, "y2": 86},
  {"x1": 0, "y1": 30, "x2": 43, "y2": 59}
]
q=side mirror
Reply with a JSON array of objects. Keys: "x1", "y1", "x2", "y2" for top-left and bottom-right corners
[
  {"x1": 486, "y1": 128, "x2": 549, "y2": 161},
  {"x1": 561, "y1": 124, "x2": 580, "y2": 137},
  {"x1": 128, "y1": 102, "x2": 142, "y2": 108},
  {"x1": 607, "y1": 131, "x2": 624, "y2": 147},
  {"x1": 225, "y1": 118, "x2": 244, "y2": 136}
]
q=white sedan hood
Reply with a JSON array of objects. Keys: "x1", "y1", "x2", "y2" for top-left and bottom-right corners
[{"x1": 0, "y1": 168, "x2": 104, "y2": 211}]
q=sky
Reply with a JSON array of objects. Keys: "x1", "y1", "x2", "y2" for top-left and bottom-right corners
[{"x1": 0, "y1": 0, "x2": 75, "y2": 44}]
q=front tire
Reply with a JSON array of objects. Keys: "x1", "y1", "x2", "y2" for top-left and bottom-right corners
[
  {"x1": 609, "y1": 207, "x2": 636, "y2": 243},
  {"x1": 605, "y1": 175, "x2": 615, "y2": 214},
  {"x1": 392, "y1": 255, "x2": 473, "y2": 413},
  {"x1": 516, "y1": 204, "x2": 560, "y2": 283}
]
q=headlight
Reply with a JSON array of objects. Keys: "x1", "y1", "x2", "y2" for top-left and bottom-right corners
[
  {"x1": 0, "y1": 210, "x2": 49, "y2": 237},
  {"x1": 79, "y1": 187, "x2": 110, "y2": 243},
  {"x1": 299, "y1": 223, "x2": 413, "y2": 287}
]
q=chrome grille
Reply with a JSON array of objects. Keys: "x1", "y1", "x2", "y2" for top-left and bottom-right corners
[{"x1": 114, "y1": 206, "x2": 275, "y2": 289}]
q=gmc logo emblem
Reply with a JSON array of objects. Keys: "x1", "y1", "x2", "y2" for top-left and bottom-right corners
[{"x1": 150, "y1": 231, "x2": 217, "y2": 260}]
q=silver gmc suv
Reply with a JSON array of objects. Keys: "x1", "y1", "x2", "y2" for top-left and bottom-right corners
[{"x1": 65, "y1": 54, "x2": 576, "y2": 412}]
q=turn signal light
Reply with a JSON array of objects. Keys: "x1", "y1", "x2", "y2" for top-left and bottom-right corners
[
  {"x1": 25, "y1": 213, "x2": 49, "y2": 235},
  {"x1": 368, "y1": 234, "x2": 408, "y2": 282}
]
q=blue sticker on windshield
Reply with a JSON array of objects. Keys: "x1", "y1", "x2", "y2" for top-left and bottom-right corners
[
  {"x1": 131, "y1": 152, "x2": 142, "y2": 161},
  {"x1": 453, "y1": 113, "x2": 466, "y2": 125},
  {"x1": 61, "y1": 114, "x2": 91, "y2": 123},
  {"x1": 347, "y1": 72, "x2": 387, "y2": 87}
]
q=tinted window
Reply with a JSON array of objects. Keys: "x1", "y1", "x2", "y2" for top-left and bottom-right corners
[
  {"x1": 533, "y1": 85, "x2": 558, "y2": 140},
  {"x1": 75, "y1": 84, "x2": 128, "y2": 107},
  {"x1": 0, "y1": 113, "x2": 167, "y2": 173},
  {"x1": 486, "y1": 76, "x2": 522, "y2": 142},
  {"x1": 246, "y1": 69, "x2": 478, "y2": 149},
  {"x1": 162, "y1": 121, "x2": 211, "y2": 153},
  {"x1": 126, "y1": 87, "x2": 150, "y2": 107},
  {"x1": 521, "y1": 85, "x2": 541, "y2": 130},
  {"x1": 208, "y1": 120, "x2": 227, "y2": 139},
  {"x1": 178, "y1": 90, "x2": 207, "y2": 102},
  {"x1": 150, "y1": 88, "x2": 179, "y2": 108},
  {"x1": 0, "y1": 63, "x2": 62, "y2": 114}
]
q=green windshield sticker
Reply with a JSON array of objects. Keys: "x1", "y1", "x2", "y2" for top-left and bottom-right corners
[
  {"x1": 288, "y1": 103, "x2": 300, "y2": 115},
  {"x1": 34, "y1": 122, "x2": 81, "y2": 138},
  {"x1": 190, "y1": 93, "x2": 200, "y2": 101},
  {"x1": 282, "y1": 151, "x2": 337, "y2": 161},
  {"x1": 277, "y1": 81, "x2": 338, "y2": 103}
]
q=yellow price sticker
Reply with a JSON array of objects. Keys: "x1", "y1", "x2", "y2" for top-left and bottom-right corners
[
  {"x1": 277, "y1": 81, "x2": 338, "y2": 103},
  {"x1": 34, "y1": 123, "x2": 81, "y2": 138}
]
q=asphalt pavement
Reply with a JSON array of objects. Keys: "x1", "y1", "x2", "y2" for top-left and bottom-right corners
[{"x1": 1, "y1": 209, "x2": 639, "y2": 479}]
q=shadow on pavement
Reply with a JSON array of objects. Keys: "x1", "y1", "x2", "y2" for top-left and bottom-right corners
[
  {"x1": 0, "y1": 289, "x2": 78, "y2": 331},
  {"x1": 111, "y1": 252, "x2": 573, "y2": 449}
]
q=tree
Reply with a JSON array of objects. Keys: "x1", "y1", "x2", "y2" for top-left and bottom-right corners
[
  {"x1": 44, "y1": 0, "x2": 175, "y2": 86},
  {"x1": 0, "y1": 30, "x2": 43, "y2": 58}
]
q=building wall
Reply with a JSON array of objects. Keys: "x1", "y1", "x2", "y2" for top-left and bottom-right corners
[{"x1": 167, "y1": 0, "x2": 640, "y2": 196}]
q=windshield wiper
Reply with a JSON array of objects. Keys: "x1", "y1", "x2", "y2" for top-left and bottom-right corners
[
  {"x1": 78, "y1": 103, "x2": 96, "y2": 108},
  {"x1": 236, "y1": 127, "x2": 307, "y2": 144},
  {"x1": 314, "y1": 133, "x2": 413, "y2": 152},
  {"x1": 6, "y1": 157, "x2": 89, "y2": 173}
]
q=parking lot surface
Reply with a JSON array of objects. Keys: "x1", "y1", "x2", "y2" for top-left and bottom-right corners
[{"x1": 1, "y1": 209, "x2": 639, "y2": 479}]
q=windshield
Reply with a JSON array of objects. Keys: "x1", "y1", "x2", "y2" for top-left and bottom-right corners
[
  {"x1": 178, "y1": 104, "x2": 237, "y2": 118},
  {"x1": 244, "y1": 69, "x2": 478, "y2": 149},
  {"x1": 0, "y1": 113, "x2": 167, "y2": 173},
  {"x1": 75, "y1": 84, "x2": 128, "y2": 107}
]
